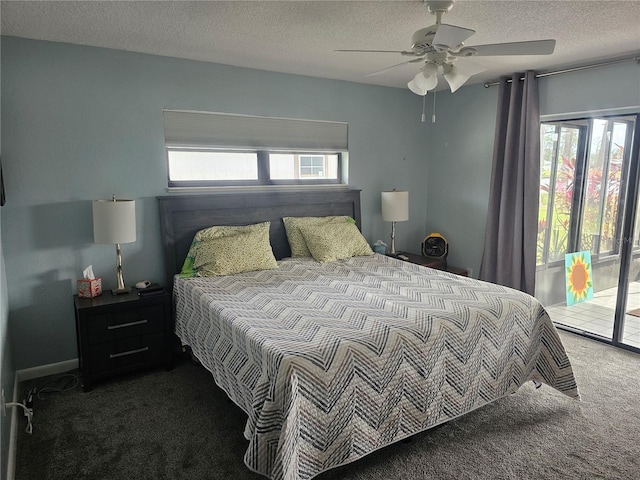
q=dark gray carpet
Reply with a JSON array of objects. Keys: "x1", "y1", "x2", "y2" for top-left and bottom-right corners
[{"x1": 15, "y1": 331, "x2": 640, "y2": 480}]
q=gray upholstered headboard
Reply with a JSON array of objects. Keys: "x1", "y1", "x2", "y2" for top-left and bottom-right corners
[{"x1": 157, "y1": 189, "x2": 362, "y2": 290}]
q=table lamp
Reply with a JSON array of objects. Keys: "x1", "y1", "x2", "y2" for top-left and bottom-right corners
[
  {"x1": 93, "y1": 195, "x2": 137, "y2": 295},
  {"x1": 381, "y1": 190, "x2": 409, "y2": 255}
]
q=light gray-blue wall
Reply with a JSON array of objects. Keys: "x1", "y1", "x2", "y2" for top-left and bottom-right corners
[
  {"x1": 2, "y1": 35, "x2": 639, "y2": 376},
  {"x1": 425, "y1": 61, "x2": 640, "y2": 278},
  {"x1": 0, "y1": 36, "x2": 431, "y2": 370},
  {"x1": 424, "y1": 83, "x2": 499, "y2": 278},
  {"x1": 1, "y1": 195, "x2": 12, "y2": 480},
  {"x1": 1, "y1": 30, "x2": 15, "y2": 476}
]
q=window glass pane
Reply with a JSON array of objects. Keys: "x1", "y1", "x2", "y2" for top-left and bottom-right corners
[
  {"x1": 548, "y1": 155, "x2": 573, "y2": 262},
  {"x1": 168, "y1": 151, "x2": 258, "y2": 181},
  {"x1": 548, "y1": 127, "x2": 579, "y2": 263},
  {"x1": 269, "y1": 154, "x2": 296, "y2": 180},
  {"x1": 600, "y1": 122, "x2": 627, "y2": 252},
  {"x1": 269, "y1": 154, "x2": 339, "y2": 180},
  {"x1": 634, "y1": 196, "x2": 640, "y2": 248},
  {"x1": 299, "y1": 155, "x2": 324, "y2": 177},
  {"x1": 582, "y1": 119, "x2": 609, "y2": 253},
  {"x1": 538, "y1": 125, "x2": 557, "y2": 265}
]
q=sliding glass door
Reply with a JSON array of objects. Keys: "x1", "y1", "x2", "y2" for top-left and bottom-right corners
[
  {"x1": 536, "y1": 113, "x2": 640, "y2": 351},
  {"x1": 618, "y1": 117, "x2": 640, "y2": 350}
]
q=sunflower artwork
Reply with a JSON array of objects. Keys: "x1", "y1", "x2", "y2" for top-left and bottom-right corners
[{"x1": 565, "y1": 251, "x2": 593, "y2": 306}]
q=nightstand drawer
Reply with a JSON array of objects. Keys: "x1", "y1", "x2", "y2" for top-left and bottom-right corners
[
  {"x1": 85, "y1": 305, "x2": 165, "y2": 345},
  {"x1": 88, "y1": 332, "x2": 166, "y2": 374}
]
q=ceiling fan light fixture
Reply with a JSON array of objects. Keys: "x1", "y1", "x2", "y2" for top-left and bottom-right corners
[
  {"x1": 442, "y1": 64, "x2": 469, "y2": 93},
  {"x1": 442, "y1": 59, "x2": 487, "y2": 92},
  {"x1": 408, "y1": 78, "x2": 428, "y2": 96},
  {"x1": 415, "y1": 73, "x2": 437, "y2": 90},
  {"x1": 337, "y1": 0, "x2": 556, "y2": 96},
  {"x1": 422, "y1": 62, "x2": 439, "y2": 79},
  {"x1": 417, "y1": 63, "x2": 439, "y2": 86},
  {"x1": 408, "y1": 62, "x2": 439, "y2": 95}
]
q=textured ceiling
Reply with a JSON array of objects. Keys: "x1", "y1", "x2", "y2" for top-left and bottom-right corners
[{"x1": 1, "y1": 0, "x2": 639, "y2": 90}]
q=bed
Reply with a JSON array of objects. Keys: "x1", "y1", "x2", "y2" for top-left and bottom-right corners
[{"x1": 158, "y1": 189, "x2": 579, "y2": 480}]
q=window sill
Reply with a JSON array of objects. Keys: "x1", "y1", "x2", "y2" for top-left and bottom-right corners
[{"x1": 166, "y1": 184, "x2": 350, "y2": 194}]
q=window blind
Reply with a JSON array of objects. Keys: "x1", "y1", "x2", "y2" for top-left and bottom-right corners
[{"x1": 163, "y1": 110, "x2": 348, "y2": 151}]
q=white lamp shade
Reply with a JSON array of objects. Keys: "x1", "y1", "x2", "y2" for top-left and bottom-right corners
[
  {"x1": 416, "y1": 63, "x2": 439, "y2": 90},
  {"x1": 442, "y1": 66, "x2": 468, "y2": 93},
  {"x1": 443, "y1": 60, "x2": 486, "y2": 93},
  {"x1": 93, "y1": 199, "x2": 137, "y2": 244},
  {"x1": 381, "y1": 191, "x2": 409, "y2": 222},
  {"x1": 407, "y1": 78, "x2": 428, "y2": 96},
  {"x1": 408, "y1": 64, "x2": 439, "y2": 95}
]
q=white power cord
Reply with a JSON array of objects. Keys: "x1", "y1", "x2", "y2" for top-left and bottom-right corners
[
  {"x1": 4, "y1": 373, "x2": 79, "y2": 436},
  {"x1": 6, "y1": 401, "x2": 33, "y2": 434}
]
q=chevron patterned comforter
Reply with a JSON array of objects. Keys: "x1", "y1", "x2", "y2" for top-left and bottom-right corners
[{"x1": 173, "y1": 253, "x2": 579, "y2": 480}]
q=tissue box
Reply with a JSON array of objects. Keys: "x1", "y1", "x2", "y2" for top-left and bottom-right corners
[
  {"x1": 373, "y1": 244, "x2": 387, "y2": 254},
  {"x1": 77, "y1": 277, "x2": 102, "y2": 298}
]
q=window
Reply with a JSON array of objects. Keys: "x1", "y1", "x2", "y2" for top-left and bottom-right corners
[
  {"x1": 168, "y1": 150, "x2": 258, "y2": 181},
  {"x1": 581, "y1": 119, "x2": 627, "y2": 254},
  {"x1": 538, "y1": 123, "x2": 582, "y2": 265},
  {"x1": 299, "y1": 156, "x2": 325, "y2": 178},
  {"x1": 269, "y1": 153, "x2": 338, "y2": 180},
  {"x1": 163, "y1": 110, "x2": 347, "y2": 187},
  {"x1": 537, "y1": 115, "x2": 636, "y2": 267}
]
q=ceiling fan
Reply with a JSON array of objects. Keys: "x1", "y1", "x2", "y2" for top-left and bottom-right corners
[{"x1": 336, "y1": 0, "x2": 556, "y2": 95}]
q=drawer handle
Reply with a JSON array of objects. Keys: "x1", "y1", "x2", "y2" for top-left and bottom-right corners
[
  {"x1": 109, "y1": 347, "x2": 149, "y2": 359},
  {"x1": 107, "y1": 319, "x2": 148, "y2": 330}
]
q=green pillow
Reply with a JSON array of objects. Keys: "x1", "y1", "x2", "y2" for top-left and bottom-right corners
[
  {"x1": 180, "y1": 222, "x2": 275, "y2": 277},
  {"x1": 283, "y1": 216, "x2": 354, "y2": 257},
  {"x1": 193, "y1": 235, "x2": 278, "y2": 277},
  {"x1": 299, "y1": 222, "x2": 373, "y2": 263},
  {"x1": 194, "y1": 222, "x2": 268, "y2": 241}
]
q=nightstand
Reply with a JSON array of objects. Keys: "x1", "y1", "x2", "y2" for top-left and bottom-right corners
[
  {"x1": 393, "y1": 251, "x2": 469, "y2": 276},
  {"x1": 73, "y1": 289, "x2": 173, "y2": 392}
]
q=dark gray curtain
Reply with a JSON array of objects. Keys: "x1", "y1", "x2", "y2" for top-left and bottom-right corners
[
  {"x1": 478, "y1": 71, "x2": 540, "y2": 295},
  {"x1": 0, "y1": 157, "x2": 4, "y2": 206}
]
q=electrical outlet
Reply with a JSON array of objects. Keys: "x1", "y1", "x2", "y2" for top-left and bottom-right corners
[{"x1": 1, "y1": 389, "x2": 5, "y2": 416}]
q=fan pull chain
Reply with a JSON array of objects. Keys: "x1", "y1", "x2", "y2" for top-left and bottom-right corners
[
  {"x1": 421, "y1": 94, "x2": 426, "y2": 123},
  {"x1": 432, "y1": 89, "x2": 436, "y2": 123}
]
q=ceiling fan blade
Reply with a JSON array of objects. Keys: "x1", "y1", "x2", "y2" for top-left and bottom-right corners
[
  {"x1": 335, "y1": 49, "x2": 416, "y2": 55},
  {"x1": 452, "y1": 58, "x2": 487, "y2": 76},
  {"x1": 365, "y1": 58, "x2": 424, "y2": 77},
  {"x1": 432, "y1": 23, "x2": 475, "y2": 50},
  {"x1": 455, "y1": 39, "x2": 556, "y2": 57}
]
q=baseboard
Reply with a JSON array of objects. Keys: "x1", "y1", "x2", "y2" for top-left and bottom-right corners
[
  {"x1": 6, "y1": 371, "x2": 19, "y2": 480},
  {"x1": 16, "y1": 358, "x2": 79, "y2": 383},
  {"x1": 6, "y1": 358, "x2": 79, "y2": 480}
]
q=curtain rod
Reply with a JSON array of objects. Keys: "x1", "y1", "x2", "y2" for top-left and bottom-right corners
[{"x1": 483, "y1": 55, "x2": 640, "y2": 88}]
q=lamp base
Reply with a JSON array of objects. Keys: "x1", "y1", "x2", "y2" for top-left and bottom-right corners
[
  {"x1": 112, "y1": 243, "x2": 131, "y2": 295},
  {"x1": 111, "y1": 287, "x2": 132, "y2": 295},
  {"x1": 389, "y1": 221, "x2": 397, "y2": 254}
]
